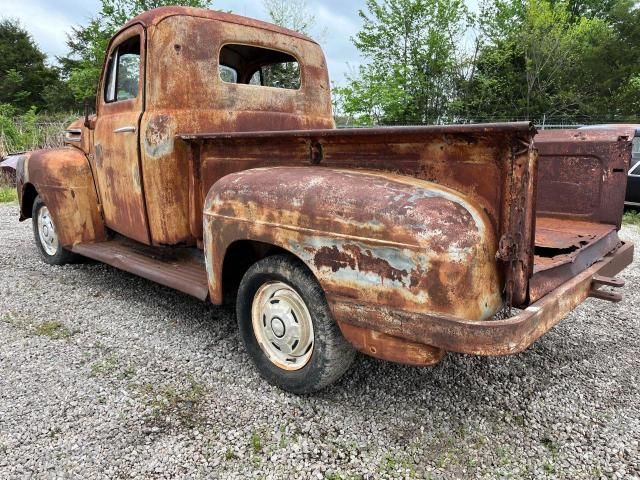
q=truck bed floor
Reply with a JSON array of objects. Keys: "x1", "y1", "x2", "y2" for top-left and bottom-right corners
[
  {"x1": 72, "y1": 237, "x2": 209, "y2": 300},
  {"x1": 530, "y1": 217, "x2": 620, "y2": 302}
]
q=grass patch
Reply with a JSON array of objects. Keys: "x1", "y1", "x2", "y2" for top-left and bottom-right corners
[
  {"x1": 540, "y1": 436, "x2": 559, "y2": 455},
  {"x1": 326, "y1": 474, "x2": 363, "y2": 480},
  {"x1": 139, "y1": 379, "x2": 207, "y2": 429},
  {"x1": 33, "y1": 321, "x2": 73, "y2": 339},
  {"x1": 250, "y1": 431, "x2": 263, "y2": 454},
  {"x1": 0, "y1": 186, "x2": 16, "y2": 203},
  {"x1": 90, "y1": 354, "x2": 135, "y2": 379},
  {"x1": 378, "y1": 453, "x2": 416, "y2": 477},
  {"x1": 543, "y1": 461, "x2": 556, "y2": 474},
  {"x1": 623, "y1": 210, "x2": 640, "y2": 226}
]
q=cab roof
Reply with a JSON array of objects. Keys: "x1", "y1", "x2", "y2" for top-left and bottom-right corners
[{"x1": 119, "y1": 6, "x2": 317, "y2": 44}]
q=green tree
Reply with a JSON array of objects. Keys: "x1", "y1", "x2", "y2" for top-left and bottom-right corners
[
  {"x1": 263, "y1": 0, "x2": 316, "y2": 35},
  {"x1": 0, "y1": 19, "x2": 72, "y2": 112},
  {"x1": 60, "y1": 0, "x2": 213, "y2": 103},
  {"x1": 336, "y1": 0, "x2": 472, "y2": 125},
  {"x1": 458, "y1": 0, "x2": 612, "y2": 122},
  {"x1": 263, "y1": 0, "x2": 319, "y2": 90}
]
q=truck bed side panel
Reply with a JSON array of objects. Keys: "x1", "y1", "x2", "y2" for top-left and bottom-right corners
[{"x1": 184, "y1": 123, "x2": 538, "y2": 306}]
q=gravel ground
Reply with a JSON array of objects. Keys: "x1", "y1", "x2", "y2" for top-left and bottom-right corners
[{"x1": 0, "y1": 202, "x2": 638, "y2": 480}]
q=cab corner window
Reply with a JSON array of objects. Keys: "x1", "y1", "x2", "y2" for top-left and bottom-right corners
[
  {"x1": 219, "y1": 44, "x2": 301, "y2": 90},
  {"x1": 104, "y1": 36, "x2": 141, "y2": 103}
]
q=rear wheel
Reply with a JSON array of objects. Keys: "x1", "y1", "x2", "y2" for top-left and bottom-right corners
[
  {"x1": 32, "y1": 196, "x2": 79, "y2": 265},
  {"x1": 237, "y1": 255, "x2": 355, "y2": 394}
]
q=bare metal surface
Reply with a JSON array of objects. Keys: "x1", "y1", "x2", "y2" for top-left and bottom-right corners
[
  {"x1": 93, "y1": 24, "x2": 150, "y2": 245},
  {"x1": 529, "y1": 217, "x2": 621, "y2": 302}
]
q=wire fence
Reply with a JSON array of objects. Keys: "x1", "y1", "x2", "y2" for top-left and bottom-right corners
[{"x1": 335, "y1": 116, "x2": 640, "y2": 129}]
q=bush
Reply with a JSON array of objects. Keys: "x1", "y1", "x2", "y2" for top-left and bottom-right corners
[{"x1": 0, "y1": 104, "x2": 76, "y2": 157}]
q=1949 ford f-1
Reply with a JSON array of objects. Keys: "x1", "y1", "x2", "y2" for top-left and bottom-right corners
[{"x1": 4, "y1": 7, "x2": 634, "y2": 393}]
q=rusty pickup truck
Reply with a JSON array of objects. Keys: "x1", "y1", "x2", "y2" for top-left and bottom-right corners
[{"x1": 6, "y1": 7, "x2": 634, "y2": 393}]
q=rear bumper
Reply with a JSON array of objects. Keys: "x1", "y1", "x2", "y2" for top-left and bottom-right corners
[{"x1": 331, "y1": 242, "x2": 634, "y2": 356}]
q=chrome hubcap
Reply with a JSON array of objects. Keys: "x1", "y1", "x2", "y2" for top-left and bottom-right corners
[
  {"x1": 251, "y1": 282, "x2": 314, "y2": 371},
  {"x1": 38, "y1": 206, "x2": 58, "y2": 256}
]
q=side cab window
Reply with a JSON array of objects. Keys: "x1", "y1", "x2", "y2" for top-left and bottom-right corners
[{"x1": 104, "y1": 36, "x2": 141, "y2": 103}]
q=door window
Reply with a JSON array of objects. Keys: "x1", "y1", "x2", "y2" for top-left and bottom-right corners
[{"x1": 104, "y1": 36, "x2": 141, "y2": 103}]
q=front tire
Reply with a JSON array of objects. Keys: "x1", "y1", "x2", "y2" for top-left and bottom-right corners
[
  {"x1": 32, "y1": 196, "x2": 79, "y2": 265},
  {"x1": 237, "y1": 255, "x2": 355, "y2": 394}
]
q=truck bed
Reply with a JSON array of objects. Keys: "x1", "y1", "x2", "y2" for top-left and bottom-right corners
[{"x1": 174, "y1": 123, "x2": 630, "y2": 309}]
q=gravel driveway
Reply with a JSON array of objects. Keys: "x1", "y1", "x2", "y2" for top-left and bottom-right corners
[{"x1": 0, "y1": 202, "x2": 638, "y2": 479}]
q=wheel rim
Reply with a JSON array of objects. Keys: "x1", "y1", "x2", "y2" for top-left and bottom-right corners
[
  {"x1": 251, "y1": 281, "x2": 315, "y2": 371},
  {"x1": 37, "y1": 206, "x2": 59, "y2": 256}
]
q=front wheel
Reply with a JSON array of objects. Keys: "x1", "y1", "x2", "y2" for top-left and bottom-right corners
[
  {"x1": 32, "y1": 196, "x2": 79, "y2": 265},
  {"x1": 237, "y1": 255, "x2": 355, "y2": 394}
]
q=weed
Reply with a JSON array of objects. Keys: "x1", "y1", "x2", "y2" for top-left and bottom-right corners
[
  {"x1": 496, "y1": 446, "x2": 512, "y2": 466},
  {"x1": 33, "y1": 321, "x2": 73, "y2": 339},
  {"x1": 383, "y1": 454, "x2": 398, "y2": 471},
  {"x1": 0, "y1": 186, "x2": 16, "y2": 203},
  {"x1": 540, "y1": 437, "x2": 559, "y2": 455},
  {"x1": 543, "y1": 461, "x2": 556, "y2": 474},
  {"x1": 225, "y1": 448, "x2": 236, "y2": 461},
  {"x1": 250, "y1": 431, "x2": 262, "y2": 454},
  {"x1": 326, "y1": 474, "x2": 363, "y2": 480},
  {"x1": 139, "y1": 379, "x2": 207, "y2": 428},
  {"x1": 623, "y1": 210, "x2": 640, "y2": 226},
  {"x1": 91, "y1": 355, "x2": 136, "y2": 379}
]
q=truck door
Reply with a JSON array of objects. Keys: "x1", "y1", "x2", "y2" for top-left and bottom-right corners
[{"x1": 93, "y1": 25, "x2": 150, "y2": 244}]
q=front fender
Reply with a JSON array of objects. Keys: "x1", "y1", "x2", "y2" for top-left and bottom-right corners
[
  {"x1": 204, "y1": 167, "x2": 502, "y2": 322},
  {"x1": 17, "y1": 147, "x2": 106, "y2": 248}
]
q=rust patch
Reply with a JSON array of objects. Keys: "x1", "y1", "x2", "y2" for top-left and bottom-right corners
[
  {"x1": 314, "y1": 246, "x2": 355, "y2": 272},
  {"x1": 343, "y1": 244, "x2": 408, "y2": 283},
  {"x1": 144, "y1": 114, "x2": 174, "y2": 158},
  {"x1": 314, "y1": 244, "x2": 408, "y2": 283}
]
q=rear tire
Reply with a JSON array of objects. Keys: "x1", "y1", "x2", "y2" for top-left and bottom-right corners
[
  {"x1": 32, "y1": 196, "x2": 79, "y2": 265},
  {"x1": 237, "y1": 254, "x2": 355, "y2": 394}
]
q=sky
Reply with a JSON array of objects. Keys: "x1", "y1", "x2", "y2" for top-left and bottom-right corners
[{"x1": 0, "y1": 0, "x2": 368, "y2": 85}]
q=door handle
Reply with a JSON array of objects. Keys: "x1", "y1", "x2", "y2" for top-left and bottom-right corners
[{"x1": 113, "y1": 126, "x2": 137, "y2": 133}]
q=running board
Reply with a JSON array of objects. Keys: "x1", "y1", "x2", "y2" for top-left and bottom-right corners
[{"x1": 72, "y1": 237, "x2": 209, "y2": 300}]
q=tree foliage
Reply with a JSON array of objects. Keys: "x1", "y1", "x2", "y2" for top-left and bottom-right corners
[
  {"x1": 262, "y1": 0, "x2": 319, "y2": 91},
  {"x1": 336, "y1": 0, "x2": 472, "y2": 125},
  {"x1": 60, "y1": 0, "x2": 213, "y2": 104},
  {"x1": 263, "y1": 0, "x2": 316, "y2": 35},
  {"x1": 0, "y1": 20, "x2": 73, "y2": 113},
  {"x1": 341, "y1": 0, "x2": 640, "y2": 124}
]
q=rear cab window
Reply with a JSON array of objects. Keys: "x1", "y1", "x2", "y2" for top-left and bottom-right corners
[{"x1": 218, "y1": 44, "x2": 301, "y2": 90}]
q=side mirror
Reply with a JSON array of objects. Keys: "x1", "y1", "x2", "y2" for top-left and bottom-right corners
[{"x1": 83, "y1": 99, "x2": 96, "y2": 130}]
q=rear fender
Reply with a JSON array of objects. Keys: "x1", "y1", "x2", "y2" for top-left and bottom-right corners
[
  {"x1": 203, "y1": 167, "x2": 503, "y2": 323},
  {"x1": 16, "y1": 148, "x2": 106, "y2": 248}
]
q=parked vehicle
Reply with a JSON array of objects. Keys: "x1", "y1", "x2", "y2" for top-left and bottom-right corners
[{"x1": 2, "y1": 7, "x2": 634, "y2": 393}]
